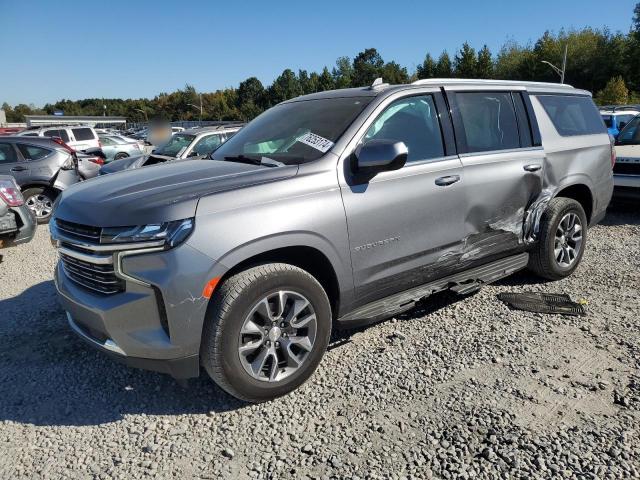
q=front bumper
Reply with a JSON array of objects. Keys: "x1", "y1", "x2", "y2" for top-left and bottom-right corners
[
  {"x1": 52, "y1": 224, "x2": 224, "y2": 379},
  {"x1": 0, "y1": 204, "x2": 37, "y2": 248}
]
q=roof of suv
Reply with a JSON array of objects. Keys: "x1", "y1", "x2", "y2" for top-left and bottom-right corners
[{"x1": 285, "y1": 78, "x2": 589, "y2": 103}]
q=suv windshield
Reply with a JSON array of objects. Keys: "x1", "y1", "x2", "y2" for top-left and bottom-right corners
[
  {"x1": 617, "y1": 116, "x2": 640, "y2": 145},
  {"x1": 212, "y1": 97, "x2": 373, "y2": 165},
  {"x1": 153, "y1": 134, "x2": 195, "y2": 157}
]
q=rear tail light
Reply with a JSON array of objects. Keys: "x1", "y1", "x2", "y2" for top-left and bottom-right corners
[
  {"x1": 89, "y1": 157, "x2": 104, "y2": 165},
  {"x1": 51, "y1": 136, "x2": 75, "y2": 154},
  {"x1": 0, "y1": 178, "x2": 24, "y2": 207}
]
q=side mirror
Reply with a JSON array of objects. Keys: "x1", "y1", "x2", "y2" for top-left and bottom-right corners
[
  {"x1": 352, "y1": 139, "x2": 408, "y2": 174},
  {"x1": 83, "y1": 147, "x2": 106, "y2": 159}
]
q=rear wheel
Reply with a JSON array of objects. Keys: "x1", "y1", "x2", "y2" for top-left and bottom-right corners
[
  {"x1": 22, "y1": 187, "x2": 57, "y2": 223},
  {"x1": 201, "y1": 263, "x2": 332, "y2": 402},
  {"x1": 528, "y1": 197, "x2": 587, "y2": 280},
  {"x1": 114, "y1": 152, "x2": 129, "y2": 160}
]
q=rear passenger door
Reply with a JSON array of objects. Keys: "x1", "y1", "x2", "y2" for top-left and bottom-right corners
[
  {"x1": 340, "y1": 91, "x2": 466, "y2": 306},
  {"x1": 447, "y1": 88, "x2": 545, "y2": 261}
]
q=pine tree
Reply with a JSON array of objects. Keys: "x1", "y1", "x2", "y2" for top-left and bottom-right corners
[
  {"x1": 476, "y1": 45, "x2": 494, "y2": 79},
  {"x1": 454, "y1": 42, "x2": 477, "y2": 78},
  {"x1": 435, "y1": 51, "x2": 453, "y2": 77},
  {"x1": 416, "y1": 53, "x2": 436, "y2": 79}
]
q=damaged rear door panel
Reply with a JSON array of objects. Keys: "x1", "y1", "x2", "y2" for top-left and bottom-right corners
[{"x1": 446, "y1": 88, "x2": 546, "y2": 263}]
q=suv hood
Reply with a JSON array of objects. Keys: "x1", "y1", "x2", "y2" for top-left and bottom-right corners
[{"x1": 54, "y1": 160, "x2": 298, "y2": 227}]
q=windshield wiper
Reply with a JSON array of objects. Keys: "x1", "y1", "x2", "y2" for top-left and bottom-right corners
[{"x1": 223, "y1": 155, "x2": 283, "y2": 167}]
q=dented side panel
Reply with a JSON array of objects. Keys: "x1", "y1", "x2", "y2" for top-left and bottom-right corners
[{"x1": 457, "y1": 147, "x2": 546, "y2": 256}]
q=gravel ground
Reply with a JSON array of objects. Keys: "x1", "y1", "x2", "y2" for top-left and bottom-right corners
[{"x1": 0, "y1": 204, "x2": 638, "y2": 479}]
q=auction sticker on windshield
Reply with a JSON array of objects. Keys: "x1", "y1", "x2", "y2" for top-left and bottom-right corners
[{"x1": 296, "y1": 132, "x2": 334, "y2": 153}]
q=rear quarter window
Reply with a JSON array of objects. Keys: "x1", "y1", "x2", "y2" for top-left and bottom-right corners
[
  {"x1": 17, "y1": 144, "x2": 52, "y2": 160},
  {"x1": 537, "y1": 95, "x2": 606, "y2": 136},
  {"x1": 72, "y1": 128, "x2": 96, "y2": 141}
]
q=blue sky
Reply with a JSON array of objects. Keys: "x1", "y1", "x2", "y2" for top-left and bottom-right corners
[{"x1": 1, "y1": 0, "x2": 637, "y2": 106}]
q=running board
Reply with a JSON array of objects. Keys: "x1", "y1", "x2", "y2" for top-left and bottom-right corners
[{"x1": 337, "y1": 252, "x2": 529, "y2": 328}]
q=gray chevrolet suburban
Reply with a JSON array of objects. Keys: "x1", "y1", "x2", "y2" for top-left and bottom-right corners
[{"x1": 50, "y1": 79, "x2": 613, "y2": 402}]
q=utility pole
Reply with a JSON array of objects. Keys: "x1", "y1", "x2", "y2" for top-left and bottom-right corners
[{"x1": 541, "y1": 43, "x2": 568, "y2": 84}]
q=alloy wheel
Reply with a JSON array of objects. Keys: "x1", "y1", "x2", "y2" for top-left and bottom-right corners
[
  {"x1": 238, "y1": 290, "x2": 317, "y2": 382},
  {"x1": 554, "y1": 212, "x2": 583, "y2": 268},
  {"x1": 26, "y1": 193, "x2": 53, "y2": 219}
]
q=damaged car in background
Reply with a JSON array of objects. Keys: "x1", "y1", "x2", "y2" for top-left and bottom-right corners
[
  {"x1": 50, "y1": 78, "x2": 613, "y2": 402},
  {"x1": 0, "y1": 175, "x2": 36, "y2": 257},
  {"x1": 0, "y1": 136, "x2": 82, "y2": 223},
  {"x1": 99, "y1": 124, "x2": 243, "y2": 175}
]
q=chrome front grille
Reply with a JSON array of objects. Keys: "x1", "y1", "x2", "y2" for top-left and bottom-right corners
[{"x1": 59, "y1": 250, "x2": 124, "y2": 295}]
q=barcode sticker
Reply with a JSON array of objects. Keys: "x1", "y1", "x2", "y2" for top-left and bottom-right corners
[{"x1": 296, "y1": 132, "x2": 334, "y2": 153}]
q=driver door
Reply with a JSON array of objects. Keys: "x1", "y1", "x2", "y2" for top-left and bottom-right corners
[{"x1": 339, "y1": 91, "x2": 466, "y2": 306}]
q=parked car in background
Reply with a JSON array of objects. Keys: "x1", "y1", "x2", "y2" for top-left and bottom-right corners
[
  {"x1": 98, "y1": 135, "x2": 143, "y2": 162},
  {"x1": 99, "y1": 124, "x2": 242, "y2": 174},
  {"x1": 613, "y1": 114, "x2": 640, "y2": 198},
  {"x1": 0, "y1": 175, "x2": 36, "y2": 254},
  {"x1": 51, "y1": 79, "x2": 612, "y2": 402},
  {"x1": 15, "y1": 125, "x2": 101, "y2": 151},
  {"x1": 600, "y1": 106, "x2": 640, "y2": 138},
  {"x1": 0, "y1": 136, "x2": 81, "y2": 222}
]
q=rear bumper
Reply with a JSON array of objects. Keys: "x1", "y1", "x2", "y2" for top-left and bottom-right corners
[{"x1": 0, "y1": 204, "x2": 37, "y2": 248}]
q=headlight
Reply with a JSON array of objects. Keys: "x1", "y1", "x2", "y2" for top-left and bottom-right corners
[{"x1": 101, "y1": 218, "x2": 194, "y2": 247}]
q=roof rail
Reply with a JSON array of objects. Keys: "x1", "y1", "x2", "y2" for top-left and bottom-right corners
[
  {"x1": 411, "y1": 78, "x2": 574, "y2": 89},
  {"x1": 600, "y1": 104, "x2": 640, "y2": 112}
]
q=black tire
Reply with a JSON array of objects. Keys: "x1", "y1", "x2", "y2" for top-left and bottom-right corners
[
  {"x1": 528, "y1": 197, "x2": 588, "y2": 280},
  {"x1": 114, "y1": 152, "x2": 129, "y2": 160},
  {"x1": 201, "y1": 263, "x2": 332, "y2": 402},
  {"x1": 22, "y1": 187, "x2": 57, "y2": 224}
]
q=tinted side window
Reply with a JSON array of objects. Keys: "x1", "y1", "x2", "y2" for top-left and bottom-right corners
[
  {"x1": 363, "y1": 95, "x2": 444, "y2": 163},
  {"x1": 17, "y1": 144, "x2": 52, "y2": 160},
  {"x1": 100, "y1": 137, "x2": 116, "y2": 146},
  {"x1": 601, "y1": 115, "x2": 612, "y2": 128},
  {"x1": 43, "y1": 129, "x2": 70, "y2": 143},
  {"x1": 72, "y1": 128, "x2": 95, "y2": 141},
  {"x1": 537, "y1": 95, "x2": 606, "y2": 136},
  {"x1": 456, "y1": 92, "x2": 520, "y2": 153},
  {"x1": 0, "y1": 143, "x2": 18, "y2": 164},
  {"x1": 192, "y1": 134, "x2": 223, "y2": 156}
]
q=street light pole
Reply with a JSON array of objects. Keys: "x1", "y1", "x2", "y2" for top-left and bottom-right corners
[
  {"x1": 188, "y1": 94, "x2": 204, "y2": 124},
  {"x1": 541, "y1": 43, "x2": 568, "y2": 84},
  {"x1": 134, "y1": 108, "x2": 148, "y2": 122}
]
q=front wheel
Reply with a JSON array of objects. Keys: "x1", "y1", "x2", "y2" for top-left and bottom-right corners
[
  {"x1": 201, "y1": 263, "x2": 332, "y2": 402},
  {"x1": 22, "y1": 187, "x2": 57, "y2": 224},
  {"x1": 528, "y1": 197, "x2": 587, "y2": 280}
]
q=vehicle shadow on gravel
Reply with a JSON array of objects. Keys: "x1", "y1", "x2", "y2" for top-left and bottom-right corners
[{"x1": 0, "y1": 281, "x2": 247, "y2": 427}]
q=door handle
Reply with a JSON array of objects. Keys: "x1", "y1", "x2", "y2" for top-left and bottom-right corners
[
  {"x1": 523, "y1": 164, "x2": 542, "y2": 172},
  {"x1": 435, "y1": 175, "x2": 460, "y2": 186},
  {"x1": 10, "y1": 166, "x2": 27, "y2": 172}
]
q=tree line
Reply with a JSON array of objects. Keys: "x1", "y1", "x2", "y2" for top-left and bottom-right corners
[{"x1": 3, "y1": 3, "x2": 639, "y2": 123}]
